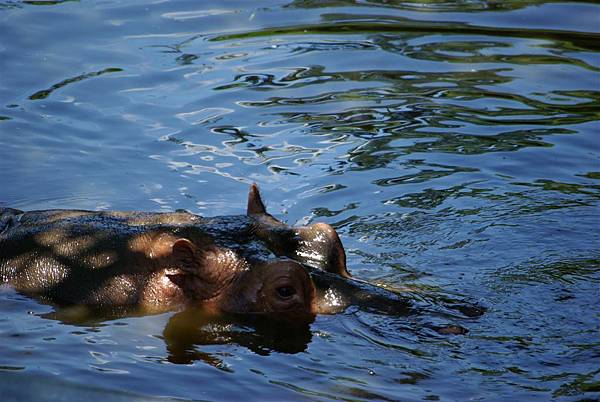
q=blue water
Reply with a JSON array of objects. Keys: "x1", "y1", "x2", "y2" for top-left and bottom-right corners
[{"x1": 1, "y1": 1, "x2": 599, "y2": 401}]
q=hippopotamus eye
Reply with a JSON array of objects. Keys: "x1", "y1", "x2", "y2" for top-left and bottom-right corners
[{"x1": 276, "y1": 285, "x2": 296, "y2": 299}]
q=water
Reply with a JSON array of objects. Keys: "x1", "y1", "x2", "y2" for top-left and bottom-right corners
[{"x1": 1, "y1": 0, "x2": 599, "y2": 400}]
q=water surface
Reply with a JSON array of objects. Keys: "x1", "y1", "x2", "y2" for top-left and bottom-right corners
[{"x1": 1, "y1": 1, "x2": 599, "y2": 401}]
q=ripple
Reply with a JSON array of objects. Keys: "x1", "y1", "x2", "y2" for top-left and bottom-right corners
[
  {"x1": 162, "y1": 9, "x2": 235, "y2": 21},
  {"x1": 211, "y1": 18, "x2": 600, "y2": 52},
  {"x1": 175, "y1": 107, "x2": 233, "y2": 125},
  {"x1": 1, "y1": 1, "x2": 599, "y2": 401},
  {"x1": 29, "y1": 68, "x2": 123, "y2": 101}
]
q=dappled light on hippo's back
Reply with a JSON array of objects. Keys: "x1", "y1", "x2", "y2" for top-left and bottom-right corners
[{"x1": 1, "y1": 0, "x2": 599, "y2": 401}]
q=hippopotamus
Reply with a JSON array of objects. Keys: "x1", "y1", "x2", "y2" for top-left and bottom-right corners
[
  {"x1": 0, "y1": 185, "x2": 360, "y2": 323},
  {"x1": 0, "y1": 184, "x2": 482, "y2": 328}
]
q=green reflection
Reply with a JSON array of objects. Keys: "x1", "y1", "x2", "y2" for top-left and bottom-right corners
[
  {"x1": 211, "y1": 17, "x2": 600, "y2": 51},
  {"x1": 403, "y1": 40, "x2": 599, "y2": 72},
  {"x1": 515, "y1": 179, "x2": 600, "y2": 197},
  {"x1": 500, "y1": 258, "x2": 600, "y2": 285},
  {"x1": 29, "y1": 67, "x2": 123, "y2": 101},
  {"x1": 553, "y1": 368, "x2": 600, "y2": 398},
  {"x1": 286, "y1": 0, "x2": 599, "y2": 13}
]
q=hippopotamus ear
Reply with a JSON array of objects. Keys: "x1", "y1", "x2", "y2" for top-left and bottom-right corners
[
  {"x1": 170, "y1": 238, "x2": 250, "y2": 298},
  {"x1": 246, "y1": 183, "x2": 288, "y2": 229},
  {"x1": 172, "y1": 239, "x2": 198, "y2": 272},
  {"x1": 247, "y1": 183, "x2": 267, "y2": 216}
]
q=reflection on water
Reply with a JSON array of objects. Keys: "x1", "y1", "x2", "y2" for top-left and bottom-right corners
[
  {"x1": 28, "y1": 68, "x2": 124, "y2": 101},
  {"x1": 0, "y1": 0, "x2": 599, "y2": 401},
  {"x1": 162, "y1": 308, "x2": 313, "y2": 366}
]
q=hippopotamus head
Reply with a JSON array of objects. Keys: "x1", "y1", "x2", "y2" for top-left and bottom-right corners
[
  {"x1": 159, "y1": 183, "x2": 351, "y2": 321},
  {"x1": 164, "y1": 237, "x2": 316, "y2": 322},
  {"x1": 246, "y1": 184, "x2": 351, "y2": 279}
]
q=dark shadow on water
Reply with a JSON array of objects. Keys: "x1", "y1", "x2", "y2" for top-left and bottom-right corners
[
  {"x1": 162, "y1": 308, "x2": 313, "y2": 366},
  {"x1": 38, "y1": 303, "x2": 313, "y2": 368}
]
